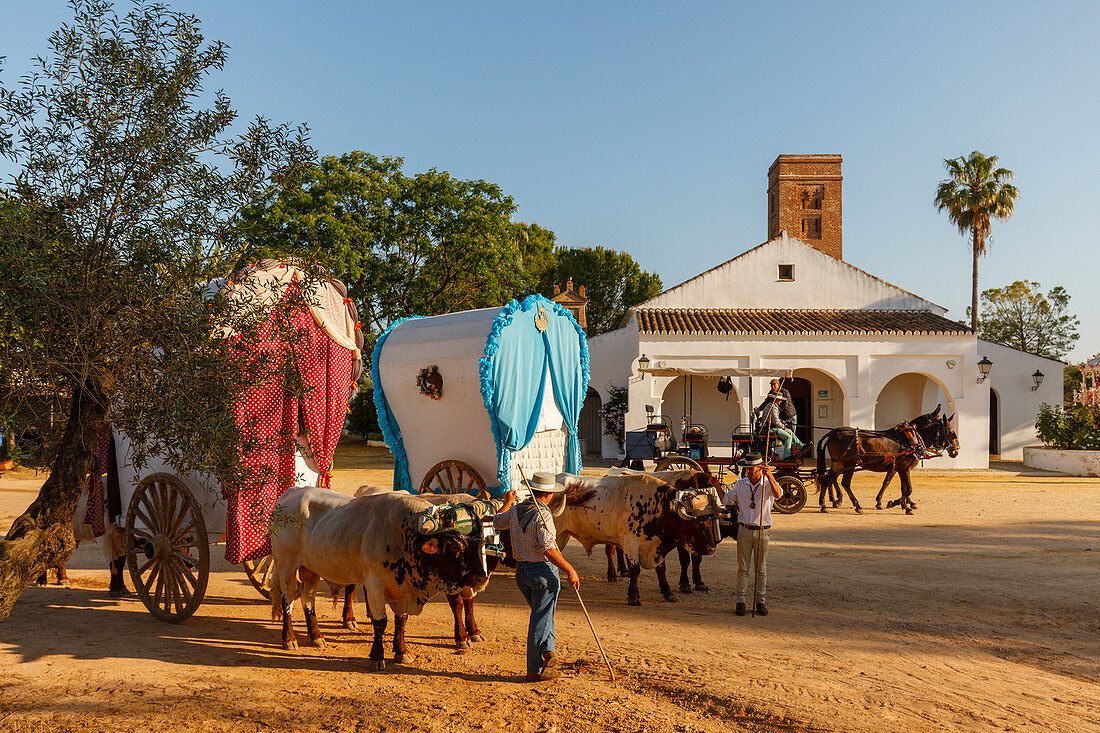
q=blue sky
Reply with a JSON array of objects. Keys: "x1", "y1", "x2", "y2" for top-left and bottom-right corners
[{"x1": 4, "y1": 1, "x2": 1098, "y2": 364}]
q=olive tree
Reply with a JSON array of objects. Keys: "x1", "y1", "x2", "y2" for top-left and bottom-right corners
[{"x1": 0, "y1": 0, "x2": 314, "y2": 619}]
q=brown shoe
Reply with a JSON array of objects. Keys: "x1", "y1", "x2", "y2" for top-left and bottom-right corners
[
  {"x1": 538, "y1": 652, "x2": 560, "y2": 681},
  {"x1": 525, "y1": 673, "x2": 541, "y2": 682}
]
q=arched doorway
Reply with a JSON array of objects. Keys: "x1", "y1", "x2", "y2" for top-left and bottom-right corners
[
  {"x1": 578, "y1": 387, "x2": 602, "y2": 455},
  {"x1": 787, "y1": 368, "x2": 846, "y2": 451},
  {"x1": 989, "y1": 389, "x2": 1000, "y2": 457},
  {"x1": 660, "y1": 376, "x2": 741, "y2": 457},
  {"x1": 875, "y1": 373, "x2": 952, "y2": 430}
]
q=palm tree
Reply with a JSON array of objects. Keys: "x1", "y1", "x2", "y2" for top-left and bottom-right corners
[{"x1": 934, "y1": 151, "x2": 1019, "y2": 331}]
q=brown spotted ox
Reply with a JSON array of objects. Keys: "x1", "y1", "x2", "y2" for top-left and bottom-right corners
[
  {"x1": 556, "y1": 470, "x2": 725, "y2": 605},
  {"x1": 270, "y1": 486, "x2": 491, "y2": 670},
  {"x1": 338, "y1": 491, "x2": 503, "y2": 652}
]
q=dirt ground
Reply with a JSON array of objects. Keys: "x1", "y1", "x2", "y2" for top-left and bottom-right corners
[{"x1": 1, "y1": 441, "x2": 1098, "y2": 733}]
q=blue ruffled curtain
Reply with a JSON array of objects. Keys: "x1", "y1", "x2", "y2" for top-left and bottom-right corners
[
  {"x1": 480, "y1": 295, "x2": 589, "y2": 490},
  {"x1": 372, "y1": 317, "x2": 420, "y2": 493},
  {"x1": 544, "y1": 308, "x2": 586, "y2": 474}
]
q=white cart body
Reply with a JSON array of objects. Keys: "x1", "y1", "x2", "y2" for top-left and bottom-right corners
[{"x1": 373, "y1": 296, "x2": 589, "y2": 496}]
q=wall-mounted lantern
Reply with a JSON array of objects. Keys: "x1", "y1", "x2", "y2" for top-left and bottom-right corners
[
  {"x1": 1031, "y1": 370, "x2": 1045, "y2": 391},
  {"x1": 977, "y1": 356, "x2": 993, "y2": 383}
]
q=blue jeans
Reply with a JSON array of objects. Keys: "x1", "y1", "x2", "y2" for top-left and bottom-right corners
[{"x1": 515, "y1": 561, "x2": 560, "y2": 675}]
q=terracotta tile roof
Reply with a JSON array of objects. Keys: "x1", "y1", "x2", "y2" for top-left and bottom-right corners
[{"x1": 636, "y1": 308, "x2": 972, "y2": 336}]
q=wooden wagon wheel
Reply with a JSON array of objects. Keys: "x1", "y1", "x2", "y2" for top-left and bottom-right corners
[
  {"x1": 418, "y1": 460, "x2": 489, "y2": 499},
  {"x1": 124, "y1": 473, "x2": 210, "y2": 623},
  {"x1": 242, "y1": 554, "x2": 274, "y2": 600},
  {"x1": 774, "y1": 475, "x2": 808, "y2": 514},
  {"x1": 656, "y1": 456, "x2": 703, "y2": 472}
]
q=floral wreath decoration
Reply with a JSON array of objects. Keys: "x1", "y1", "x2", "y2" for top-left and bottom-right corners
[{"x1": 417, "y1": 365, "x2": 443, "y2": 400}]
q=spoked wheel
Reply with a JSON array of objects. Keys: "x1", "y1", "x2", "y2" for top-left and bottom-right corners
[
  {"x1": 242, "y1": 554, "x2": 274, "y2": 600},
  {"x1": 418, "y1": 460, "x2": 488, "y2": 499},
  {"x1": 656, "y1": 456, "x2": 703, "y2": 472},
  {"x1": 774, "y1": 475, "x2": 808, "y2": 514},
  {"x1": 124, "y1": 473, "x2": 209, "y2": 623}
]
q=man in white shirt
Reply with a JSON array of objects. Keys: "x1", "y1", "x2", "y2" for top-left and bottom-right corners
[{"x1": 721, "y1": 452, "x2": 782, "y2": 616}]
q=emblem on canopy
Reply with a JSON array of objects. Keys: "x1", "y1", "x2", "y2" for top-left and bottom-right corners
[{"x1": 534, "y1": 305, "x2": 549, "y2": 332}]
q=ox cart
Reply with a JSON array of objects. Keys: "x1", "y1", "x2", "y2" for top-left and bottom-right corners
[
  {"x1": 626, "y1": 366, "x2": 811, "y2": 514},
  {"x1": 372, "y1": 295, "x2": 589, "y2": 500},
  {"x1": 100, "y1": 261, "x2": 363, "y2": 622}
]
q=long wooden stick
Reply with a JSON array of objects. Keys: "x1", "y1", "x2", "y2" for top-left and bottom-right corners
[
  {"x1": 752, "y1": 376, "x2": 785, "y2": 618},
  {"x1": 517, "y1": 464, "x2": 615, "y2": 684}
]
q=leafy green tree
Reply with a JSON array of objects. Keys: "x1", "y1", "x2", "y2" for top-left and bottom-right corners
[
  {"x1": 1065, "y1": 364, "x2": 1083, "y2": 404},
  {"x1": 511, "y1": 221, "x2": 557, "y2": 299},
  {"x1": 539, "y1": 246, "x2": 662, "y2": 335},
  {"x1": 0, "y1": 0, "x2": 313, "y2": 619},
  {"x1": 934, "y1": 151, "x2": 1020, "y2": 331},
  {"x1": 238, "y1": 151, "x2": 527, "y2": 333},
  {"x1": 976, "y1": 280, "x2": 1079, "y2": 359}
]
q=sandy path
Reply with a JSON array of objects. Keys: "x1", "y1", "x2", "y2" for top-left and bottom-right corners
[{"x1": 1, "y1": 447, "x2": 1097, "y2": 732}]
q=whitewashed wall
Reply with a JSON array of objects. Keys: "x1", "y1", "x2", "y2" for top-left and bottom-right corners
[
  {"x1": 981, "y1": 339, "x2": 1063, "y2": 460},
  {"x1": 639, "y1": 232, "x2": 946, "y2": 313}
]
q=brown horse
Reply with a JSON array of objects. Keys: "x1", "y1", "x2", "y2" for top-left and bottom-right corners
[{"x1": 815, "y1": 407, "x2": 959, "y2": 514}]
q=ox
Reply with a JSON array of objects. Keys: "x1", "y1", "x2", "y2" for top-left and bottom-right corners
[
  {"x1": 556, "y1": 470, "x2": 725, "y2": 605},
  {"x1": 270, "y1": 486, "x2": 491, "y2": 670},
  {"x1": 337, "y1": 490, "x2": 503, "y2": 652},
  {"x1": 38, "y1": 485, "x2": 128, "y2": 596}
]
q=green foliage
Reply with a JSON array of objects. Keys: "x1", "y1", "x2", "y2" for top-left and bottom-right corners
[
  {"x1": 975, "y1": 280, "x2": 1079, "y2": 359},
  {"x1": 0, "y1": 0, "x2": 315, "y2": 488},
  {"x1": 933, "y1": 150, "x2": 1019, "y2": 331},
  {"x1": 597, "y1": 384, "x2": 629, "y2": 452},
  {"x1": 346, "y1": 384, "x2": 381, "y2": 439},
  {"x1": 238, "y1": 151, "x2": 529, "y2": 332},
  {"x1": 1035, "y1": 403, "x2": 1100, "y2": 450},
  {"x1": 511, "y1": 221, "x2": 557, "y2": 299},
  {"x1": 1065, "y1": 364, "x2": 1083, "y2": 404},
  {"x1": 539, "y1": 246, "x2": 662, "y2": 335}
]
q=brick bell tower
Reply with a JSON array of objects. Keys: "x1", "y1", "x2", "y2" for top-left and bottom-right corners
[{"x1": 767, "y1": 154, "x2": 843, "y2": 259}]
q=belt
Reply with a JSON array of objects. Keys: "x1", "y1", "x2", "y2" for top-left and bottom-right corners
[{"x1": 739, "y1": 523, "x2": 771, "y2": 531}]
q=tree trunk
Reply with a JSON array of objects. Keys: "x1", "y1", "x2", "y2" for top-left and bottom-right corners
[
  {"x1": 971, "y1": 229, "x2": 980, "y2": 332},
  {"x1": 0, "y1": 382, "x2": 106, "y2": 621}
]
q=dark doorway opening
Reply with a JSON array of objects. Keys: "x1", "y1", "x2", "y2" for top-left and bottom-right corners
[
  {"x1": 579, "y1": 387, "x2": 602, "y2": 455},
  {"x1": 989, "y1": 389, "x2": 1000, "y2": 456},
  {"x1": 787, "y1": 377, "x2": 812, "y2": 451}
]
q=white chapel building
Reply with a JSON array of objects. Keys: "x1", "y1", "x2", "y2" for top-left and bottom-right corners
[{"x1": 581, "y1": 155, "x2": 1061, "y2": 468}]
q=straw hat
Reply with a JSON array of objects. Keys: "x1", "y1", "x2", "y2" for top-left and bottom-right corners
[
  {"x1": 738, "y1": 452, "x2": 764, "y2": 467},
  {"x1": 523, "y1": 471, "x2": 567, "y2": 493}
]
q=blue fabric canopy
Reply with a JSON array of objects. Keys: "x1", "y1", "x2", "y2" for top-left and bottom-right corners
[{"x1": 479, "y1": 295, "x2": 589, "y2": 490}]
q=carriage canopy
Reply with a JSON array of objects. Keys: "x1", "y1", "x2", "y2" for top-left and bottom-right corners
[{"x1": 373, "y1": 295, "x2": 589, "y2": 495}]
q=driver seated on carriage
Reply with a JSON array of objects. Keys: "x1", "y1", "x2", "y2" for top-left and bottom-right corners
[{"x1": 755, "y1": 394, "x2": 806, "y2": 460}]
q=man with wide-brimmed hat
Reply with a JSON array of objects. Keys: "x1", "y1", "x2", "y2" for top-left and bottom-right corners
[
  {"x1": 721, "y1": 453, "x2": 782, "y2": 616},
  {"x1": 494, "y1": 472, "x2": 581, "y2": 682}
]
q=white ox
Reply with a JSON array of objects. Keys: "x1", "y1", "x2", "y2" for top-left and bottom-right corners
[
  {"x1": 270, "y1": 486, "x2": 491, "y2": 670},
  {"x1": 555, "y1": 470, "x2": 724, "y2": 606}
]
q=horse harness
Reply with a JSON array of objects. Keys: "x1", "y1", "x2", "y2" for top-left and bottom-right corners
[{"x1": 849, "y1": 422, "x2": 941, "y2": 468}]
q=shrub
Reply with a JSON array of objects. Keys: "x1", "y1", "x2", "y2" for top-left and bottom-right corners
[
  {"x1": 597, "y1": 384, "x2": 628, "y2": 452},
  {"x1": 1035, "y1": 403, "x2": 1100, "y2": 450}
]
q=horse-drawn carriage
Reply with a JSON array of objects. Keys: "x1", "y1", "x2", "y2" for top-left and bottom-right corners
[
  {"x1": 624, "y1": 366, "x2": 812, "y2": 514},
  {"x1": 371, "y1": 294, "x2": 589, "y2": 500},
  {"x1": 101, "y1": 261, "x2": 363, "y2": 622}
]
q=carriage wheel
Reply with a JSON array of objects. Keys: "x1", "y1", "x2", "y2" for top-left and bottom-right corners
[
  {"x1": 242, "y1": 554, "x2": 274, "y2": 600},
  {"x1": 418, "y1": 460, "x2": 489, "y2": 499},
  {"x1": 774, "y1": 475, "x2": 808, "y2": 514},
  {"x1": 124, "y1": 473, "x2": 210, "y2": 623},
  {"x1": 655, "y1": 456, "x2": 703, "y2": 472}
]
